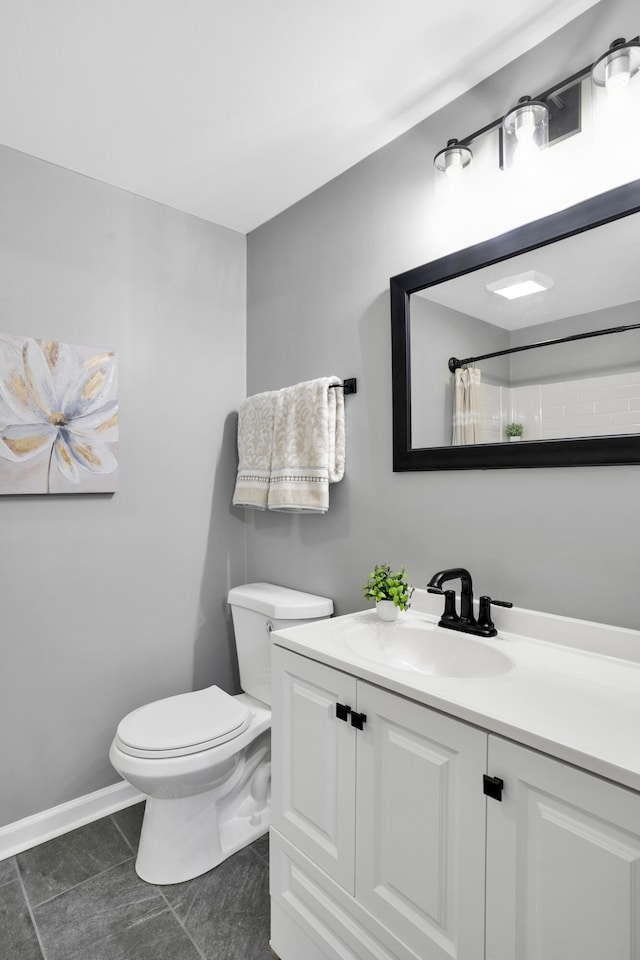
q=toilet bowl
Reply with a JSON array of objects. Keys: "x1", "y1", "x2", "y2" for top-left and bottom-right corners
[{"x1": 109, "y1": 583, "x2": 333, "y2": 884}]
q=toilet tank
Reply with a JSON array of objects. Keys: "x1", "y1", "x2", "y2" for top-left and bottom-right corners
[{"x1": 228, "y1": 582, "x2": 333, "y2": 706}]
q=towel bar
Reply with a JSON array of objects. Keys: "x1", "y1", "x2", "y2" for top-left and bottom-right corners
[{"x1": 329, "y1": 378, "x2": 357, "y2": 395}]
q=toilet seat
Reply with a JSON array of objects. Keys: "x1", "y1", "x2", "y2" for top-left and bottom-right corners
[{"x1": 115, "y1": 686, "x2": 251, "y2": 759}]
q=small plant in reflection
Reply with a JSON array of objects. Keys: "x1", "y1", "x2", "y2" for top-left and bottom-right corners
[
  {"x1": 363, "y1": 563, "x2": 414, "y2": 611},
  {"x1": 506, "y1": 422, "x2": 523, "y2": 438}
]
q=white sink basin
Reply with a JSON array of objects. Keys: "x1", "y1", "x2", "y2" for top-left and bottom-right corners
[{"x1": 341, "y1": 615, "x2": 512, "y2": 678}]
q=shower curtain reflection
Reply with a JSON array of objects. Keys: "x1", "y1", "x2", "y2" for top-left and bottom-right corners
[{"x1": 452, "y1": 366, "x2": 481, "y2": 445}]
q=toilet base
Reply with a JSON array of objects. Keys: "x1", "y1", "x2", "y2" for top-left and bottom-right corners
[
  {"x1": 135, "y1": 787, "x2": 270, "y2": 884},
  {"x1": 110, "y1": 696, "x2": 272, "y2": 885}
]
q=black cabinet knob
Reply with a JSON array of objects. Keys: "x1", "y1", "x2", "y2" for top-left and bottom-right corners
[
  {"x1": 336, "y1": 703, "x2": 352, "y2": 722},
  {"x1": 483, "y1": 774, "x2": 504, "y2": 801}
]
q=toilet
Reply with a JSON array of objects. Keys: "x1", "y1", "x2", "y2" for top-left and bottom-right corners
[{"x1": 109, "y1": 582, "x2": 333, "y2": 884}]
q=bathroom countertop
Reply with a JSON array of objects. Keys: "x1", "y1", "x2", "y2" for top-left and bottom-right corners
[{"x1": 271, "y1": 591, "x2": 640, "y2": 793}]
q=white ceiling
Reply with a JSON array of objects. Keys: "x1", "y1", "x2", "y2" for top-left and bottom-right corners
[
  {"x1": 0, "y1": 0, "x2": 601, "y2": 233},
  {"x1": 418, "y1": 213, "x2": 640, "y2": 330}
]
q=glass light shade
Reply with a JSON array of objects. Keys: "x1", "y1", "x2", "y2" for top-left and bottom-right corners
[
  {"x1": 591, "y1": 38, "x2": 640, "y2": 92},
  {"x1": 433, "y1": 139, "x2": 473, "y2": 177},
  {"x1": 502, "y1": 97, "x2": 549, "y2": 168}
]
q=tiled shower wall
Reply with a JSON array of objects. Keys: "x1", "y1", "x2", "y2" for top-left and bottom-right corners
[
  {"x1": 478, "y1": 370, "x2": 640, "y2": 442},
  {"x1": 479, "y1": 381, "x2": 504, "y2": 444}
]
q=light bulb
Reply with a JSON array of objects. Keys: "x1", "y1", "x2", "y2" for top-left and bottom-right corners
[
  {"x1": 444, "y1": 152, "x2": 465, "y2": 178},
  {"x1": 514, "y1": 106, "x2": 536, "y2": 142},
  {"x1": 592, "y1": 39, "x2": 640, "y2": 94},
  {"x1": 433, "y1": 140, "x2": 472, "y2": 177},
  {"x1": 605, "y1": 50, "x2": 631, "y2": 91},
  {"x1": 502, "y1": 98, "x2": 549, "y2": 169}
]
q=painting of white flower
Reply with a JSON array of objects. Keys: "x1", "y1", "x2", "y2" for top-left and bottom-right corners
[{"x1": 0, "y1": 334, "x2": 118, "y2": 494}]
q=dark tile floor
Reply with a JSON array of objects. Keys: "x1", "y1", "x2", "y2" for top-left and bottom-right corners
[{"x1": 0, "y1": 803, "x2": 275, "y2": 960}]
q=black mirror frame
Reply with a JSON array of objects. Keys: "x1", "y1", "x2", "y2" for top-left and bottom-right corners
[{"x1": 390, "y1": 178, "x2": 640, "y2": 471}]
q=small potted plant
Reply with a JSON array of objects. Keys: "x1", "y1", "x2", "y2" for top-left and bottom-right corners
[
  {"x1": 506, "y1": 422, "x2": 523, "y2": 442},
  {"x1": 363, "y1": 563, "x2": 413, "y2": 621}
]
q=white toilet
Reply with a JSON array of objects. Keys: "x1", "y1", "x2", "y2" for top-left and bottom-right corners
[{"x1": 109, "y1": 582, "x2": 333, "y2": 884}]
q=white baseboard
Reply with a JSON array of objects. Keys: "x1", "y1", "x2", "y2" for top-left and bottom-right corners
[{"x1": 0, "y1": 780, "x2": 144, "y2": 861}]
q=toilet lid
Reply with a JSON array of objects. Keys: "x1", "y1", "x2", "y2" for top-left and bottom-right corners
[{"x1": 116, "y1": 686, "x2": 251, "y2": 758}]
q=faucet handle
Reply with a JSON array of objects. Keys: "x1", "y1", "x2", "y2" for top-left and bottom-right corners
[
  {"x1": 441, "y1": 589, "x2": 459, "y2": 622},
  {"x1": 428, "y1": 584, "x2": 459, "y2": 621},
  {"x1": 477, "y1": 596, "x2": 513, "y2": 635}
]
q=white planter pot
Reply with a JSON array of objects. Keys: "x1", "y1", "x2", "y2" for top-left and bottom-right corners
[
  {"x1": 376, "y1": 600, "x2": 399, "y2": 622},
  {"x1": 508, "y1": 435, "x2": 522, "y2": 442}
]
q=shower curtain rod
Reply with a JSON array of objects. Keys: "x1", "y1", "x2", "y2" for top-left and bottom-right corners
[{"x1": 448, "y1": 321, "x2": 640, "y2": 373}]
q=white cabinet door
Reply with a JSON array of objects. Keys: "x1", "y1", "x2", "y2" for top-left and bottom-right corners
[
  {"x1": 355, "y1": 681, "x2": 487, "y2": 960},
  {"x1": 271, "y1": 645, "x2": 357, "y2": 892},
  {"x1": 486, "y1": 735, "x2": 640, "y2": 960}
]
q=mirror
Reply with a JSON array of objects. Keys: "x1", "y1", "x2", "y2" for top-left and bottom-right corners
[{"x1": 390, "y1": 178, "x2": 640, "y2": 470}]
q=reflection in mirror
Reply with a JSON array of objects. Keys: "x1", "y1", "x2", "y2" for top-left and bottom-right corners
[
  {"x1": 390, "y1": 178, "x2": 640, "y2": 470},
  {"x1": 410, "y1": 213, "x2": 640, "y2": 449}
]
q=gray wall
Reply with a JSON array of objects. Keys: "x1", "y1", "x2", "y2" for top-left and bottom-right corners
[
  {"x1": 246, "y1": 0, "x2": 640, "y2": 632},
  {"x1": 510, "y1": 302, "x2": 640, "y2": 384},
  {"x1": 0, "y1": 146, "x2": 247, "y2": 827},
  {"x1": 411, "y1": 297, "x2": 510, "y2": 447},
  {"x1": 3, "y1": 0, "x2": 637, "y2": 832}
]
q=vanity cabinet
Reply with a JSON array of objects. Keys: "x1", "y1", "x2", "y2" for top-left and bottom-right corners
[
  {"x1": 271, "y1": 643, "x2": 640, "y2": 960},
  {"x1": 485, "y1": 736, "x2": 640, "y2": 960},
  {"x1": 270, "y1": 645, "x2": 487, "y2": 960},
  {"x1": 271, "y1": 648, "x2": 358, "y2": 892}
]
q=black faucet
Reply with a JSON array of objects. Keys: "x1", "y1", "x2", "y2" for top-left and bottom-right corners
[{"x1": 427, "y1": 568, "x2": 512, "y2": 638}]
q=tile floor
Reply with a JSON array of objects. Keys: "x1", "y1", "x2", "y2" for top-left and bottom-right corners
[{"x1": 0, "y1": 803, "x2": 275, "y2": 960}]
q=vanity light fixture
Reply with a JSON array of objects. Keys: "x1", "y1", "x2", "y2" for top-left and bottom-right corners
[
  {"x1": 433, "y1": 139, "x2": 473, "y2": 177},
  {"x1": 501, "y1": 96, "x2": 549, "y2": 168},
  {"x1": 591, "y1": 37, "x2": 640, "y2": 92},
  {"x1": 433, "y1": 89, "x2": 561, "y2": 178},
  {"x1": 433, "y1": 35, "x2": 640, "y2": 179},
  {"x1": 486, "y1": 270, "x2": 554, "y2": 300}
]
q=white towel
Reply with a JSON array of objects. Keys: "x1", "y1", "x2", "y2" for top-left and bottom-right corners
[
  {"x1": 232, "y1": 390, "x2": 278, "y2": 509},
  {"x1": 267, "y1": 376, "x2": 345, "y2": 513}
]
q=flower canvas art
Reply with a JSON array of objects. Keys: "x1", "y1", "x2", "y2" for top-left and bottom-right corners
[{"x1": 0, "y1": 333, "x2": 118, "y2": 494}]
